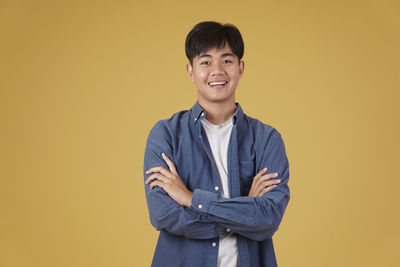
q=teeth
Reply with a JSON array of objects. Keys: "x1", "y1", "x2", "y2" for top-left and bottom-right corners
[{"x1": 209, "y1": 81, "x2": 227, "y2": 86}]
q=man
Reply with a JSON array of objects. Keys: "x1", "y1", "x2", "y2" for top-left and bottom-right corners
[{"x1": 144, "y1": 21, "x2": 290, "y2": 267}]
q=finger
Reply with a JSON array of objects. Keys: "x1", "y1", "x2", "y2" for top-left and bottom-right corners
[
  {"x1": 251, "y1": 168, "x2": 269, "y2": 189},
  {"x1": 161, "y1": 153, "x2": 177, "y2": 174},
  {"x1": 145, "y1": 173, "x2": 168, "y2": 184},
  {"x1": 146, "y1": 166, "x2": 171, "y2": 177},
  {"x1": 254, "y1": 168, "x2": 268, "y2": 180},
  {"x1": 260, "y1": 179, "x2": 281, "y2": 188},
  {"x1": 150, "y1": 180, "x2": 164, "y2": 190},
  {"x1": 258, "y1": 185, "x2": 277, "y2": 197},
  {"x1": 252, "y1": 178, "x2": 280, "y2": 197},
  {"x1": 259, "y1": 172, "x2": 279, "y2": 182}
]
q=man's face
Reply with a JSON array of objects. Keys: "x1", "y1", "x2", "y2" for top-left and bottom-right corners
[{"x1": 187, "y1": 43, "x2": 244, "y2": 106}]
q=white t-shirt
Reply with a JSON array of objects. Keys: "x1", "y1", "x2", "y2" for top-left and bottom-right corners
[{"x1": 201, "y1": 115, "x2": 238, "y2": 267}]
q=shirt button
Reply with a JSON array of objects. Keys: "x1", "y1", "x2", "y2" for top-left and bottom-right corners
[
  {"x1": 214, "y1": 186, "x2": 219, "y2": 191},
  {"x1": 212, "y1": 242, "x2": 217, "y2": 247},
  {"x1": 198, "y1": 204, "x2": 203, "y2": 209},
  {"x1": 226, "y1": 228, "x2": 231, "y2": 233}
]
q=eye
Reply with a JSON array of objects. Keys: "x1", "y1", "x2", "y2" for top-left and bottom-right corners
[
  {"x1": 200, "y1": 61, "x2": 210, "y2": 65},
  {"x1": 223, "y1": 59, "x2": 233, "y2": 64}
]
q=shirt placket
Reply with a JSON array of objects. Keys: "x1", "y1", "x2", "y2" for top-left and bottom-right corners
[
  {"x1": 228, "y1": 120, "x2": 251, "y2": 267},
  {"x1": 196, "y1": 113, "x2": 223, "y2": 266}
]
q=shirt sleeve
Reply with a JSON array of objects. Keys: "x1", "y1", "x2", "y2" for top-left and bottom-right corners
[
  {"x1": 189, "y1": 130, "x2": 290, "y2": 241},
  {"x1": 144, "y1": 121, "x2": 226, "y2": 239}
]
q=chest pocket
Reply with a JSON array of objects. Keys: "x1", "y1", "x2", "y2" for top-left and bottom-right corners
[{"x1": 238, "y1": 159, "x2": 255, "y2": 196}]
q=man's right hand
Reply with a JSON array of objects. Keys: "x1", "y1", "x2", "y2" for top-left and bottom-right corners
[{"x1": 248, "y1": 168, "x2": 281, "y2": 197}]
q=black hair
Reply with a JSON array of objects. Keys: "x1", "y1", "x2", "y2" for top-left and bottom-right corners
[{"x1": 185, "y1": 21, "x2": 244, "y2": 65}]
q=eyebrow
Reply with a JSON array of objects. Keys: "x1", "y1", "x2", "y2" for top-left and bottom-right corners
[{"x1": 198, "y1": 53, "x2": 235, "y2": 59}]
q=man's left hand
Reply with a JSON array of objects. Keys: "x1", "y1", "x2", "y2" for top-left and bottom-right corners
[{"x1": 145, "y1": 153, "x2": 193, "y2": 207}]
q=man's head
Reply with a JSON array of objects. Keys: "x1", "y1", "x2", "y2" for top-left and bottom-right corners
[
  {"x1": 185, "y1": 21, "x2": 245, "y2": 106},
  {"x1": 185, "y1": 21, "x2": 244, "y2": 66}
]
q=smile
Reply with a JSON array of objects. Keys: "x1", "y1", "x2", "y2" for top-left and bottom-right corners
[{"x1": 208, "y1": 81, "x2": 228, "y2": 88}]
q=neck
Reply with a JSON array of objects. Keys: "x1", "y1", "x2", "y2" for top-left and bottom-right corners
[{"x1": 198, "y1": 99, "x2": 237, "y2": 125}]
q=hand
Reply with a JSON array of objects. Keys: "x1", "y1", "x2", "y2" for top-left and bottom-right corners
[
  {"x1": 248, "y1": 168, "x2": 281, "y2": 197},
  {"x1": 145, "y1": 153, "x2": 193, "y2": 207}
]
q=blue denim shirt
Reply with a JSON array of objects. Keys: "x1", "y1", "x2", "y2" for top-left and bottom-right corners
[{"x1": 144, "y1": 101, "x2": 290, "y2": 267}]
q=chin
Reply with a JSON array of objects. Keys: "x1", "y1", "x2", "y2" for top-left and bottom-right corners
[
  {"x1": 199, "y1": 89, "x2": 235, "y2": 103},
  {"x1": 206, "y1": 96, "x2": 233, "y2": 103}
]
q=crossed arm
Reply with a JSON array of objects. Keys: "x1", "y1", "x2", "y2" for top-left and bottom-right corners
[
  {"x1": 144, "y1": 123, "x2": 290, "y2": 241},
  {"x1": 145, "y1": 153, "x2": 280, "y2": 207}
]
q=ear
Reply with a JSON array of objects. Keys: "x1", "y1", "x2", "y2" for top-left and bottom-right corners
[
  {"x1": 239, "y1": 60, "x2": 245, "y2": 78},
  {"x1": 186, "y1": 63, "x2": 194, "y2": 82}
]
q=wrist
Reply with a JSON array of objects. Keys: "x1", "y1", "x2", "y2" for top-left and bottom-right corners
[{"x1": 185, "y1": 191, "x2": 193, "y2": 207}]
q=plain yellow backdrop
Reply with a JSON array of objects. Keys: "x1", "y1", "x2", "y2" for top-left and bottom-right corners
[{"x1": 1, "y1": 0, "x2": 399, "y2": 266}]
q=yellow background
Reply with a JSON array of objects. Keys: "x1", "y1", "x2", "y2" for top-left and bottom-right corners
[{"x1": 1, "y1": 0, "x2": 399, "y2": 266}]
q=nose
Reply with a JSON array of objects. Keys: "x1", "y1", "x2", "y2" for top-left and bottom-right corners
[{"x1": 211, "y1": 63, "x2": 224, "y2": 76}]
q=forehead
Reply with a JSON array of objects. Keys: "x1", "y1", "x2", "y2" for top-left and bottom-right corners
[{"x1": 197, "y1": 43, "x2": 235, "y2": 58}]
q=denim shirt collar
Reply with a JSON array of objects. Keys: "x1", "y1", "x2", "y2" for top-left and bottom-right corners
[{"x1": 190, "y1": 101, "x2": 244, "y2": 125}]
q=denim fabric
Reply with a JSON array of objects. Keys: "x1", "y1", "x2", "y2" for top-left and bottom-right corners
[{"x1": 144, "y1": 101, "x2": 290, "y2": 267}]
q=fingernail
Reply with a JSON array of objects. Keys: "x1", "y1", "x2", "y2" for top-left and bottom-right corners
[
  {"x1": 263, "y1": 168, "x2": 267, "y2": 171},
  {"x1": 277, "y1": 179, "x2": 281, "y2": 183},
  {"x1": 145, "y1": 170, "x2": 149, "y2": 174},
  {"x1": 161, "y1": 153, "x2": 165, "y2": 157},
  {"x1": 274, "y1": 173, "x2": 279, "y2": 176}
]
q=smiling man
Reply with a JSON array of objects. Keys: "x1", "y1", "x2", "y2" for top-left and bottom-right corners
[{"x1": 143, "y1": 21, "x2": 290, "y2": 267}]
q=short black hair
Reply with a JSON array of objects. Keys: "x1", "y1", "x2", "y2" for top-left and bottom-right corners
[{"x1": 185, "y1": 21, "x2": 244, "y2": 65}]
